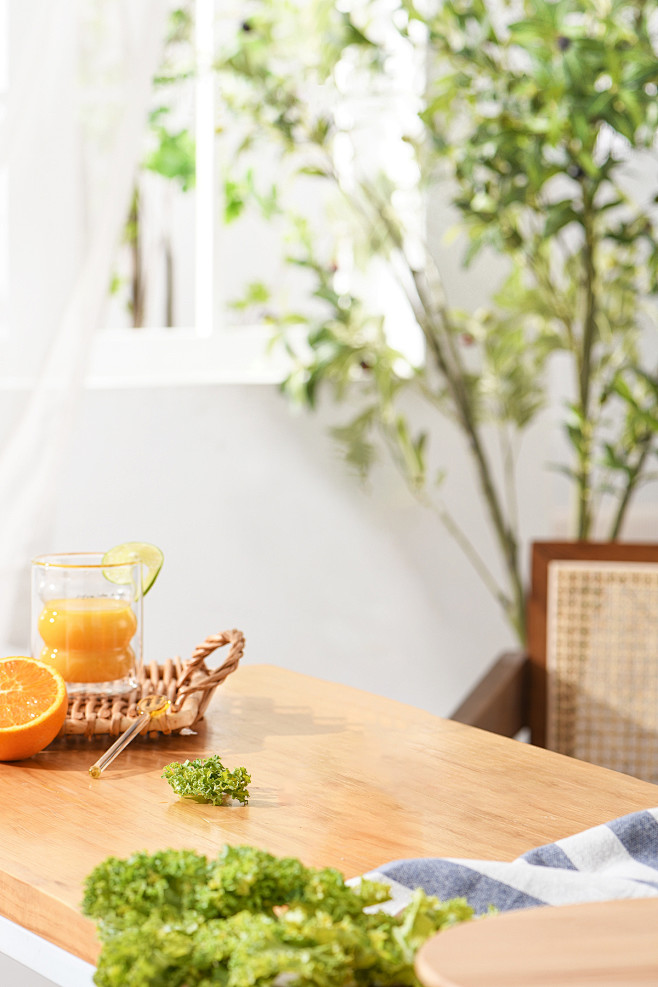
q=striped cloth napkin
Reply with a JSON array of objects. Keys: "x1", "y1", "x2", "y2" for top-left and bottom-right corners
[{"x1": 363, "y1": 808, "x2": 658, "y2": 915}]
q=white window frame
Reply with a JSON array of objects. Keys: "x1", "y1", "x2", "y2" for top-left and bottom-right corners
[
  {"x1": 88, "y1": 0, "x2": 284, "y2": 388},
  {"x1": 1, "y1": 0, "x2": 423, "y2": 390}
]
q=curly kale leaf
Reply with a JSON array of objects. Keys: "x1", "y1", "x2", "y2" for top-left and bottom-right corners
[
  {"x1": 199, "y1": 844, "x2": 310, "y2": 916},
  {"x1": 198, "y1": 845, "x2": 390, "y2": 920},
  {"x1": 162, "y1": 754, "x2": 251, "y2": 805},
  {"x1": 92, "y1": 895, "x2": 475, "y2": 987},
  {"x1": 84, "y1": 844, "x2": 477, "y2": 987},
  {"x1": 92, "y1": 915, "x2": 203, "y2": 987},
  {"x1": 81, "y1": 849, "x2": 213, "y2": 938},
  {"x1": 83, "y1": 845, "x2": 389, "y2": 935}
]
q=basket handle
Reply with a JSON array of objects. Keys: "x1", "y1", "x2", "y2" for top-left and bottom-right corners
[{"x1": 170, "y1": 628, "x2": 245, "y2": 714}]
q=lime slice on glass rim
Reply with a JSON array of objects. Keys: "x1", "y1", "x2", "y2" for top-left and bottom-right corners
[{"x1": 101, "y1": 542, "x2": 164, "y2": 597}]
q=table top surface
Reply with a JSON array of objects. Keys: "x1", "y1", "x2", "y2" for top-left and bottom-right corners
[{"x1": 0, "y1": 663, "x2": 657, "y2": 965}]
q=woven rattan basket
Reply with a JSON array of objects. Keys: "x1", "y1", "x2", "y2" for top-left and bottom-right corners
[{"x1": 59, "y1": 629, "x2": 245, "y2": 740}]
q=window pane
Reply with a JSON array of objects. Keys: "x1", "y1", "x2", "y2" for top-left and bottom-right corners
[{"x1": 101, "y1": 2, "x2": 199, "y2": 330}]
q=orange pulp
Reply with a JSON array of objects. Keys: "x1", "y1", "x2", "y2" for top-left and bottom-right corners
[{"x1": 0, "y1": 657, "x2": 68, "y2": 760}]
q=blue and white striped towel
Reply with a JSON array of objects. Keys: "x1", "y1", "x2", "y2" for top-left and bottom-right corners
[{"x1": 363, "y1": 808, "x2": 658, "y2": 915}]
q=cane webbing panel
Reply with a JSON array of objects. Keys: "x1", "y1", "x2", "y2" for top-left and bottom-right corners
[{"x1": 546, "y1": 561, "x2": 658, "y2": 783}]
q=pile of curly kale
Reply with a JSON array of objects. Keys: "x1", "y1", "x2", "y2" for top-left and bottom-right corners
[
  {"x1": 82, "y1": 843, "x2": 475, "y2": 987},
  {"x1": 161, "y1": 754, "x2": 251, "y2": 805}
]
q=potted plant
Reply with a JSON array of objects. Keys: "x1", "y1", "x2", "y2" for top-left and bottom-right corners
[{"x1": 214, "y1": 0, "x2": 658, "y2": 645}]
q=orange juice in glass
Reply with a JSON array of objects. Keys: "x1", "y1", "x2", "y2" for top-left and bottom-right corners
[{"x1": 31, "y1": 553, "x2": 143, "y2": 694}]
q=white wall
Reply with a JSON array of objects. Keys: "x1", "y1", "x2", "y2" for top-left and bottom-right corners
[
  {"x1": 4, "y1": 361, "x2": 657, "y2": 719},
  {"x1": 0, "y1": 380, "x2": 546, "y2": 718},
  {"x1": 2, "y1": 3, "x2": 657, "y2": 721}
]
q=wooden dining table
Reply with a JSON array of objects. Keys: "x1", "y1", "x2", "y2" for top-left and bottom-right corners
[{"x1": 1, "y1": 663, "x2": 657, "y2": 974}]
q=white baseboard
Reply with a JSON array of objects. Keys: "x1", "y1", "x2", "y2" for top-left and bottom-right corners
[{"x1": 0, "y1": 915, "x2": 95, "y2": 987}]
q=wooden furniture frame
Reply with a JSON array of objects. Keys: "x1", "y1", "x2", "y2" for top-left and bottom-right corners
[{"x1": 452, "y1": 541, "x2": 658, "y2": 780}]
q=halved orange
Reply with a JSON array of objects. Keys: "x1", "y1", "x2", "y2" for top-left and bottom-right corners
[{"x1": 0, "y1": 657, "x2": 68, "y2": 761}]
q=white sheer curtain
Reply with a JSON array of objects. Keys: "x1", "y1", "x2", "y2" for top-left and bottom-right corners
[{"x1": 0, "y1": 0, "x2": 168, "y2": 651}]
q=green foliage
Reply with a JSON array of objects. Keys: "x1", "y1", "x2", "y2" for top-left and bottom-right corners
[
  {"x1": 111, "y1": 3, "x2": 196, "y2": 324},
  {"x1": 162, "y1": 754, "x2": 251, "y2": 805},
  {"x1": 144, "y1": 114, "x2": 195, "y2": 191},
  {"x1": 82, "y1": 848, "x2": 212, "y2": 936},
  {"x1": 144, "y1": 7, "x2": 196, "y2": 192},
  {"x1": 82, "y1": 844, "x2": 475, "y2": 987},
  {"x1": 211, "y1": 0, "x2": 658, "y2": 642},
  {"x1": 223, "y1": 169, "x2": 279, "y2": 223}
]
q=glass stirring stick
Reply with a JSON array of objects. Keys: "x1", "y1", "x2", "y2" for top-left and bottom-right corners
[{"x1": 89, "y1": 695, "x2": 170, "y2": 777}]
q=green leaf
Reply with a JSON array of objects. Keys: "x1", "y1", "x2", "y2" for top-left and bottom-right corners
[
  {"x1": 544, "y1": 201, "x2": 581, "y2": 238},
  {"x1": 144, "y1": 127, "x2": 195, "y2": 190},
  {"x1": 602, "y1": 442, "x2": 631, "y2": 473},
  {"x1": 162, "y1": 755, "x2": 251, "y2": 805},
  {"x1": 230, "y1": 281, "x2": 271, "y2": 310},
  {"x1": 83, "y1": 844, "x2": 476, "y2": 987},
  {"x1": 331, "y1": 409, "x2": 378, "y2": 478}
]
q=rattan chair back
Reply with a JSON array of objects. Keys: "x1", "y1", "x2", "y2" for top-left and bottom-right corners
[{"x1": 528, "y1": 543, "x2": 658, "y2": 783}]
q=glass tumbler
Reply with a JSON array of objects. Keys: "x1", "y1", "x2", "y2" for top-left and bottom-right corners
[{"x1": 31, "y1": 553, "x2": 143, "y2": 695}]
